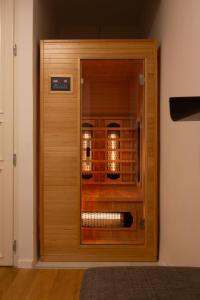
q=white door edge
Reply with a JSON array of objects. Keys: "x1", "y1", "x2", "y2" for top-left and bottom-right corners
[{"x1": 0, "y1": 0, "x2": 14, "y2": 266}]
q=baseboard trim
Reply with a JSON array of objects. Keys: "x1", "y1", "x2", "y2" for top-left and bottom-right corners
[
  {"x1": 17, "y1": 259, "x2": 34, "y2": 268},
  {"x1": 35, "y1": 261, "x2": 160, "y2": 269}
]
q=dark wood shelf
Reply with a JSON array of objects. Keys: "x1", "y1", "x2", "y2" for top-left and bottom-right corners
[
  {"x1": 82, "y1": 127, "x2": 137, "y2": 131},
  {"x1": 82, "y1": 181, "x2": 137, "y2": 186},
  {"x1": 82, "y1": 171, "x2": 135, "y2": 174},
  {"x1": 169, "y1": 97, "x2": 200, "y2": 121},
  {"x1": 80, "y1": 239, "x2": 143, "y2": 245},
  {"x1": 82, "y1": 115, "x2": 137, "y2": 120},
  {"x1": 82, "y1": 138, "x2": 135, "y2": 141},
  {"x1": 82, "y1": 185, "x2": 143, "y2": 202},
  {"x1": 81, "y1": 227, "x2": 135, "y2": 231},
  {"x1": 82, "y1": 160, "x2": 136, "y2": 163},
  {"x1": 82, "y1": 149, "x2": 136, "y2": 153}
]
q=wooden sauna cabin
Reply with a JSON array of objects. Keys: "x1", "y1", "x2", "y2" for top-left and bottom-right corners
[{"x1": 39, "y1": 40, "x2": 158, "y2": 261}]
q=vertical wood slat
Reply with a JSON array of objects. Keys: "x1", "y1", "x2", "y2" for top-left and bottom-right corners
[{"x1": 40, "y1": 40, "x2": 158, "y2": 261}]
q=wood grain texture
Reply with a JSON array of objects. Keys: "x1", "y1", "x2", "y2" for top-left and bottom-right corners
[
  {"x1": 40, "y1": 39, "x2": 158, "y2": 261},
  {"x1": 0, "y1": 267, "x2": 84, "y2": 300}
]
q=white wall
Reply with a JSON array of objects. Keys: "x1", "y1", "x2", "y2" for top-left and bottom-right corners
[
  {"x1": 150, "y1": 0, "x2": 200, "y2": 266},
  {"x1": 14, "y1": 0, "x2": 57, "y2": 268},
  {"x1": 14, "y1": 0, "x2": 35, "y2": 268}
]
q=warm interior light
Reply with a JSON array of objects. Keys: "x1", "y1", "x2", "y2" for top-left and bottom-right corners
[
  {"x1": 107, "y1": 132, "x2": 119, "y2": 172},
  {"x1": 107, "y1": 123, "x2": 120, "y2": 179},
  {"x1": 82, "y1": 124, "x2": 93, "y2": 179},
  {"x1": 82, "y1": 131, "x2": 92, "y2": 172},
  {"x1": 81, "y1": 212, "x2": 133, "y2": 228}
]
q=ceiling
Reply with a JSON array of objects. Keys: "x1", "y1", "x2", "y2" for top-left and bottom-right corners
[{"x1": 39, "y1": 0, "x2": 160, "y2": 38}]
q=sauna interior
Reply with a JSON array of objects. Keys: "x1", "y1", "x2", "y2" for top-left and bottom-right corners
[{"x1": 81, "y1": 59, "x2": 144, "y2": 245}]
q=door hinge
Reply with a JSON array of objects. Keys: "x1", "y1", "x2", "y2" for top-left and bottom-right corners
[
  {"x1": 81, "y1": 78, "x2": 84, "y2": 84},
  {"x1": 139, "y1": 74, "x2": 145, "y2": 86},
  {"x1": 13, "y1": 44, "x2": 17, "y2": 56},
  {"x1": 13, "y1": 153, "x2": 17, "y2": 166},
  {"x1": 139, "y1": 218, "x2": 145, "y2": 229},
  {"x1": 13, "y1": 240, "x2": 17, "y2": 253}
]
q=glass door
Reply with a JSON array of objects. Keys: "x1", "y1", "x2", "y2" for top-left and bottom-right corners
[{"x1": 80, "y1": 59, "x2": 145, "y2": 245}]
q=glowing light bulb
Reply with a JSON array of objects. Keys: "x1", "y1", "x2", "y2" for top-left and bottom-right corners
[
  {"x1": 82, "y1": 123, "x2": 93, "y2": 179},
  {"x1": 81, "y1": 212, "x2": 133, "y2": 228},
  {"x1": 107, "y1": 123, "x2": 120, "y2": 179}
]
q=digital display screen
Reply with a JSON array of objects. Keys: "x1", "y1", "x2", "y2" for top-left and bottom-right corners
[{"x1": 51, "y1": 77, "x2": 71, "y2": 91}]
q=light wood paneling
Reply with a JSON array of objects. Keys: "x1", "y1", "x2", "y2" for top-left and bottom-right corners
[{"x1": 40, "y1": 40, "x2": 158, "y2": 261}]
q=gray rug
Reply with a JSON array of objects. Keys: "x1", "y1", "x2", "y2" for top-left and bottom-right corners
[{"x1": 80, "y1": 267, "x2": 200, "y2": 299}]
